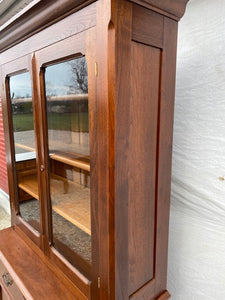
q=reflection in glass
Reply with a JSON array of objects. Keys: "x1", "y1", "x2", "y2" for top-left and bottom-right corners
[
  {"x1": 45, "y1": 56, "x2": 91, "y2": 271},
  {"x1": 9, "y1": 72, "x2": 40, "y2": 231}
]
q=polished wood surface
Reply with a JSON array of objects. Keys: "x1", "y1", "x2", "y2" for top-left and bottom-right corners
[
  {"x1": 95, "y1": 1, "x2": 117, "y2": 298},
  {"x1": 0, "y1": 0, "x2": 189, "y2": 299},
  {"x1": 0, "y1": 257, "x2": 26, "y2": 300},
  {"x1": 18, "y1": 174, "x2": 38, "y2": 199},
  {"x1": 130, "y1": 0, "x2": 189, "y2": 20},
  {"x1": 132, "y1": 4, "x2": 164, "y2": 48},
  {"x1": 51, "y1": 154, "x2": 90, "y2": 172},
  {"x1": 112, "y1": 2, "x2": 185, "y2": 299},
  {"x1": 0, "y1": 285, "x2": 11, "y2": 300},
  {"x1": 111, "y1": 3, "x2": 132, "y2": 299},
  {"x1": 0, "y1": 227, "x2": 87, "y2": 299},
  {"x1": 0, "y1": 0, "x2": 96, "y2": 53},
  {"x1": 157, "y1": 290, "x2": 171, "y2": 300},
  {"x1": 129, "y1": 41, "x2": 160, "y2": 295}
]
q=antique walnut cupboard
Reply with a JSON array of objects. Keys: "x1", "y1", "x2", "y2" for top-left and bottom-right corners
[{"x1": 0, "y1": 0, "x2": 188, "y2": 299}]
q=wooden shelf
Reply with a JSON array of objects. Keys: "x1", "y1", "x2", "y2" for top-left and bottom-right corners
[
  {"x1": 15, "y1": 143, "x2": 90, "y2": 171},
  {"x1": 50, "y1": 153, "x2": 90, "y2": 172},
  {"x1": 18, "y1": 174, "x2": 91, "y2": 235}
]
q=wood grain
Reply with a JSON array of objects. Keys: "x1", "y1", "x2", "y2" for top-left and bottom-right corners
[
  {"x1": 0, "y1": 1, "x2": 189, "y2": 299},
  {"x1": 0, "y1": 3, "x2": 96, "y2": 64},
  {"x1": 0, "y1": 258, "x2": 27, "y2": 300},
  {"x1": 113, "y1": 1, "x2": 133, "y2": 299},
  {"x1": 0, "y1": 0, "x2": 96, "y2": 53},
  {"x1": 129, "y1": 14, "x2": 179, "y2": 300},
  {"x1": 132, "y1": 4, "x2": 164, "y2": 48},
  {"x1": 129, "y1": 41, "x2": 161, "y2": 295},
  {"x1": 84, "y1": 26, "x2": 99, "y2": 299},
  {"x1": 0, "y1": 227, "x2": 87, "y2": 299},
  {"x1": 130, "y1": 0, "x2": 189, "y2": 20},
  {"x1": 50, "y1": 154, "x2": 90, "y2": 172},
  {"x1": 157, "y1": 290, "x2": 171, "y2": 300},
  {"x1": 155, "y1": 16, "x2": 178, "y2": 296}
]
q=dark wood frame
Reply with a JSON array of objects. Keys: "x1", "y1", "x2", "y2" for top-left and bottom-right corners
[
  {"x1": 0, "y1": 0, "x2": 189, "y2": 299},
  {"x1": 1, "y1": 28, "x2": 97, "y2": 299},
  {"x1": 1, "y1": 56, "x2": 43, "y2": 248},
  {"x1": 35, "y1": 28, "x2": 98, "y2": 295}
]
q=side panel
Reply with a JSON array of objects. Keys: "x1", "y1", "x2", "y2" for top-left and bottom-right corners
[
  {"x1": 115, "y1": 3, "x2": 178, "y2": 299},
  {"x1": 129, "y1": 42, "x2": 161, "y2": 295}
]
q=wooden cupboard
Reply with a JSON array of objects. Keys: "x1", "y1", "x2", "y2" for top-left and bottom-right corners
[{"x1": 0, "y1": 0, "x2": 188, "y2": 299}]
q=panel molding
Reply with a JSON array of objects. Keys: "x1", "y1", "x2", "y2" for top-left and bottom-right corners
[{"x1": 128, "y1": 41, "x2": 161, "y2": 295}]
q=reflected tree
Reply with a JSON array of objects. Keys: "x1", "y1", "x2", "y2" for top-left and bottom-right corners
[{"x1": 68, "y1": 57, "x2": 88, "y2": 94}]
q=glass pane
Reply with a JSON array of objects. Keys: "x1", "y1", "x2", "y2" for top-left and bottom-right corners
[
  {"x1": 45, "y1": 57, "x2": 91, "y2": 270},
  {"x1": 9, "y1": 72, "x2": 40, "y2": 232}
]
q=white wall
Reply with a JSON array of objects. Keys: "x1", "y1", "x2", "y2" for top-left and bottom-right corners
[
  {"x1": 168, "y1": 0, "x2": 225, "y2": 299},
  {"x1": 0, "y1": 188, "x2": 10, "y2": 215}
]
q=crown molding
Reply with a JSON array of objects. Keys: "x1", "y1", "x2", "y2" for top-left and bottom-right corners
[
  {"x1": 0, "y1": 0, "x2": 189, "y2": 54},
  {"x1": 129, "y1": 0, "x2": 189, "y2": 20},
  {"x1": 0, "y1": 0, "x2": 95, "y2": 53}
]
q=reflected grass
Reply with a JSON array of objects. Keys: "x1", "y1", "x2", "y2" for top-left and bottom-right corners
[{"x1": 13, "y1": 112, "x2": 89, "y2": 132}]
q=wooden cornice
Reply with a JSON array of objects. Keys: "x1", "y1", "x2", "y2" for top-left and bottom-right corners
[
  {"x1": 129, "y1": 0, "x2": 189, "y2": 20},
  {"x1": 0, "y1": 0, "x2": 189, "y2": 54},
  {"x1": 0, "y1": 0, "x2": 95, "y2": 53}
]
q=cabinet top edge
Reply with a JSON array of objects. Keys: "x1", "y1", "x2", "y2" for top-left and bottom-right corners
[
  {"x1": 0, "y1": 0, "x2": 189, "y2": 54},
  {"x1": 129, "y1": 0, "x2": 189, "y2": 21},
  {"x1": 0, "y1": 0, "x2": 96, "y2": 54}
]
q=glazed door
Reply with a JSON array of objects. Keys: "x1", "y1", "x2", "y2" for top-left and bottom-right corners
[
  {"x1": 1, "y1": 27, "x2": 98, "y2": 298},
  {"x1": 34, "y1": 27, "x2": 98, "y2": 295},
  {"x1": 0, "y1": 55, "x2": 43, "y2": 247}
]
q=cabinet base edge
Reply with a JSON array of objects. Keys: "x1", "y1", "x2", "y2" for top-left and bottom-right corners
[{"x1": 157, "y1": 290, "x2": 171, "y2": 300}]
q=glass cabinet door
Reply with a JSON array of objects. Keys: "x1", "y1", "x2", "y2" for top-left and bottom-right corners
[
  {"x1": 43, "y1": 56, "x2": 91, "y2": 273},
  {"x1": 8, "y1": 72, "x2": 40, "y2": 232}
]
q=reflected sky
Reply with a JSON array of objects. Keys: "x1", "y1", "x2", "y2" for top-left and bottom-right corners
[
  {"x1": 10, "y1": 72, "x2": 32, "y2": 99},
  {"x1": 9, "y1": 57, "x2": 87, "y2": 98},
  {"x1": 45, "y1": 57, "x2": 87, "y2": 96},
  {"x1": 45, "y1": 61, "x2": 74, "y2": 96}
]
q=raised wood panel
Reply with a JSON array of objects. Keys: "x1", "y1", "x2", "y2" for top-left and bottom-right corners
[
  {"x1": 128, "y1": 41, "x2": 161, "y2": 295},
  {"x1": 132, "y1": 4, "x2": 164, "y2": 48},
  {"x1": 129, "y1": 16, "x2": 178, "y2": 300}
]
